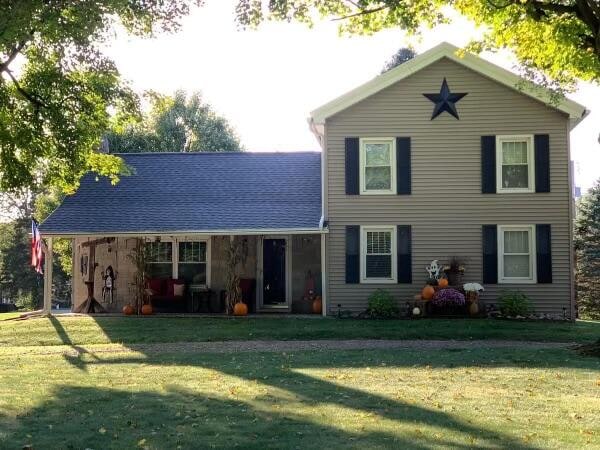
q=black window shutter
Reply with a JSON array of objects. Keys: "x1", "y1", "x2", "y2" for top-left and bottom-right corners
[
  {"x1": 536, "y1": 224, "x2": 552, "y2": 283},
  {"x1": 534, "y1": 134, "x2": 550, "y2": 193},
  {"x1": 481, "y1": 136, "x2": 496, "y2": 194},
  {"x1": 345, "y1": 137, "x2": 359, "y2": 195},
  {"x1": 482, "y1": 225, "x2": 498, "y2": 283},
  {"x1": 345, "y1": 225, "x2": 360, "y2": 283},
  {"x1": 397, "y1": 225, "x2": 412, "y2": 283},
  {"x1": 396, "y1": 137, "x2": 411, "y2": 195}
]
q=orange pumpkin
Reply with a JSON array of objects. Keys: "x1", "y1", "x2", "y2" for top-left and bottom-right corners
[
  {"x1": 141, "y1": 304, "x2": 153, "y2": 315},
  {"x1": 233, "y1": 302, "x2": 248, "y2": 316},
  {"x1": 122, "y1": 304, "x2": 134, "y2": 315},
  {"x1": 421, "y1": 285, "x2": 435, "y2": 301},
  {"x1": 438, "y1": 278, "x2": 449, "y2": 288},
  {"x1": 312, "y1": 297, "x2": 323, "y2": 314}
]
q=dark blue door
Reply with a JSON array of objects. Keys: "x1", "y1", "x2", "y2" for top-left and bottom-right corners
[{"x1": 263, "y1": 238, "x2": 286, "y2": 305}]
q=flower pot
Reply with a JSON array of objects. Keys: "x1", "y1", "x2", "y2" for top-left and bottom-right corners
[
  {"x1": 466, "y1": 291, "x2": 479, "y2": 303},
  {"x1": 141, "y1": 304, "x2": 153, "y2": 315},
  {"x1": 446, "y1": 272, "x2": 463, "y2": 286},
  {"x1": 469, "y1": 302, "x2": 479, "y2": 316}
]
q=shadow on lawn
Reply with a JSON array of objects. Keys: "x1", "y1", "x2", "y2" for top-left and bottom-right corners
[
  {"x1": 14, "y1": 318, "x2": 591, "y2": 448},
  {"x1": 2, "y1": 349, "x2": 557, "y2": 449}
]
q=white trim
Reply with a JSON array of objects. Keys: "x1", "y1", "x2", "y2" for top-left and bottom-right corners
[
  {"x1": 309, "y1": 42, "x2": 587, "y2": 129},
  {"x1": 320, "y1": 233, "x2": 327, "y2": 317},
  {"x1": 496, "y1": 135, "x2": 535, "y2": 193},
  {"x1": 360, "y1": 226, "x2": 397, "y2": 284},
  {"x1": 257, "y1": 235, "x2": 292, "y2": 311},
  {"x1": 359, "y1": 138, "x2": 397, "y2": 195},
  {"x1": 145, "y1": 236, "x2": 211, "y2": 288},
  {"x1": 498, "y1": 225, "x2": 537, "y2": 284},
  {"x1": 42, "y1": 228, "x2": 326, "y2": 238}
]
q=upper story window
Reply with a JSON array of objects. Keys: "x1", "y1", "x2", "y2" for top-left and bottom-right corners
[
  {"x1": 360, "y1": 226, "x2": 397, "y2": 283},
  {"x1": 498, "y1": 225, "x2": 536, "y2": 283},
  {"x1": 360, "y1": 138, "x2": 396, "y2": 194},
  {"x1": 496, "y1": 135, "x2": 534, "y2": 193}
]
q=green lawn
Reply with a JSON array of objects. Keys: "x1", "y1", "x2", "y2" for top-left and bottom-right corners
[
  {"x1": 1, "y1": 316, "x2": 599, "y2": 449},
  {"x1": 0, "y1": 345, "x2": 598, "y2": 449},
  {"x1": 1, "y1": 315, "x2": 599, "y2": 347}
]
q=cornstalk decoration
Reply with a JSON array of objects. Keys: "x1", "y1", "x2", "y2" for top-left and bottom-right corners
[
  {"x1": 128, "y1": 238, "x2": 147, "y2": 314},
  {"x1": 225, "y1": 236, "x2": 248, "y2": 313}
]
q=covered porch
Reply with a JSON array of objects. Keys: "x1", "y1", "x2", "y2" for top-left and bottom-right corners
[
  {"x1": 44, "y1": 230, "x2": 326, "y2": 314},
  {"x1": 42, "y1": 231, "x2": 326, "y2": 316}
]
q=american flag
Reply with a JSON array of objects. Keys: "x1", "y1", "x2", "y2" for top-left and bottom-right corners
[{"x1": 31, "y1": 219, "x2": 43, "y2": 274}]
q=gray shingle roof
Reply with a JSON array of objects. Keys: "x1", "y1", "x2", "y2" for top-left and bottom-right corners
[{"x1": 40, "y1": 152, "x2": 322, "y2": 235}]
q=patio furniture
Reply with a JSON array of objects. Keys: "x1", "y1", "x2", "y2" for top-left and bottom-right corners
[
  {"x1": 146, "y1": 278, "x2": 186, "y2": 312},
  {"x1": 188, "y1": 285, "x2": 212, "y2": 313}
]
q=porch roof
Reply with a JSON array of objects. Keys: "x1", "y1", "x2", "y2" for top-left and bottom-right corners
[{"x1": 40, "y1": 152, "x2": 323, "y2": 236}]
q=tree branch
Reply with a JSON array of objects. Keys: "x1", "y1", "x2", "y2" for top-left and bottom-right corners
[
  {"x1": 332, "y1": 4, "x2": 389, "y2": 21},
  {"x1": 0, "y1": 40, "x2": 28, "y2": 73},
  {"x1": 4, "y1": 69, "x2": 47, "y2": 110}
]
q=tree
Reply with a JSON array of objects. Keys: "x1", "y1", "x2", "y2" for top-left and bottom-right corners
[
  {"x1": 0, "y1": 187, "x2": 71, "y2": 309},
  {"x1": 106, "y1": 91, "x2": 242, "y2": 153},
  {"x1": 574, "y1": 179, "x2": 600, "y2": 319},
  {"x1": 236, "y1": 0, "x2": 600, "y2": 88},
  {"x1": 381, "y1": 47, "x2": 417, "y2": 74},
  {"x1": 0, "y1": 1, "x2": 201, "y2": 193}
]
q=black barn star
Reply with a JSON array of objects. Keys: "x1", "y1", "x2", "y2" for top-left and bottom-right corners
[{"x1": 422, "y1": 78, "x2": 467, "y2": 120}]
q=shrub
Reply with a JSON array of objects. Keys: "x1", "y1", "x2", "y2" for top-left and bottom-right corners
[
  {"x1": 499, "y1": 291, "x2": 531, "y2": 316},
  {"x1": 431, "y1": 288, "x2": 465, "y2": 307},
  {"x1": 367, "y1": 289, "x2": 398, "y2": 318},
  {"x1": 15, "y1": 291, "x2": 37, "y2": 311}
]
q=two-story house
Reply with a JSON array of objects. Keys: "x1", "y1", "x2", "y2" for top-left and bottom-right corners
[{"x1": 40, "y1": 42, "x2": 588, "y2": 317}]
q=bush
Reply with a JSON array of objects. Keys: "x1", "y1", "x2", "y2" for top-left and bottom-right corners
[
  {"x1": 499, "y1": 291, "x2": 531, "y2": 316},
  {"x1": 15, "y1": 291, "x2": 38, "y2": 311},
  {"x1": 367, "y1": 289, "x2": 398, "y2": 318}
]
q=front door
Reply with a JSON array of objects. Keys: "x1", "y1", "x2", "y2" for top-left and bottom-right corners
[{"x1": 262, "y1": 238, "x2": 287, "y2": 306}]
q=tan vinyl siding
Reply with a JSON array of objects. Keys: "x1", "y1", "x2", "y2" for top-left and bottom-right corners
[{"x1": 325, "y1": 57, "x2": 572, "y2": 315}]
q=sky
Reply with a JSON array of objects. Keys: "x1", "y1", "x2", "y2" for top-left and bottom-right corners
[{"x1": 105, "y1": 0, "x2": 599, "y2": 191}]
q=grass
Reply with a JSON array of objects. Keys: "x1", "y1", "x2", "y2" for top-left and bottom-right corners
[
  {"x1": 0, "y1": 345, "x2": 598, "y2": 449},
  {"x1": 1, "y1": 315, "x2": 599, "y2": 347},
  {"x1": 1, "y1": 315, "x2": 598, "y2": 448},
  {"x1": 0, "y1": 311, "x2": 21, "y2": 321}
]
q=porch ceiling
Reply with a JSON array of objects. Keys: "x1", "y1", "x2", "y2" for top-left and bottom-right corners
[{"x1": 40, "y1": 152, "x2": 323, "y2": 236}]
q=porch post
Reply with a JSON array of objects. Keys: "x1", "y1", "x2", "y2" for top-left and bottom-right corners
[
  {"x1": 43, "y1": 237, "x2": 53, "y2": 314},
  {"x1": 320, "y1": 233, "x2": 327, "y2": 317}
]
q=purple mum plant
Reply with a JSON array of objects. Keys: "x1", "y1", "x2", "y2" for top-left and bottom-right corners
[{"x1": 431, "y1": 288, "x2": 466, "y2": 307}]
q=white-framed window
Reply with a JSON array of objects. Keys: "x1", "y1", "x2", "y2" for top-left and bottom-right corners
[
  {"x1": 359, "y1": 138, "x2": 396, "y2": 194},
  {"x1": 144, "y1": 237, "x2": 211, "y2": 287},
  {"x1": 498, "y1": 225, "x2": 536, "y2": 283},
  {"x1": 178, "y1": 241, "x2": 208, "y2": 286},
  {"x1": 496, "y1": 135, "x2": 535, "y2": 193},
  {"x1": 360, "y1": 226, "x2": 397, "y2": 283},
  {"x1": 146, "y1": 241, "x2": 173, "y2": 278}
]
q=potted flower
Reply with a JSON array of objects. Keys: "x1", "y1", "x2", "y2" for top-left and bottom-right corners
[
  {"x1": 463, "y1": 283, "x2": 484, "y2": 316},
  {"x1": 430, "y1": 288, "x2": 466, "y2": 315},
  {"x1": 442, "y1": 257, "x2": 465, "y2": 286}
]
